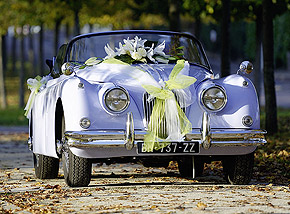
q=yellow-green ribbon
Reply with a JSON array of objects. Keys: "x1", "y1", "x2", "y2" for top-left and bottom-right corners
[
  {"x1": 142, "y1": 60, "x2": 197, "y2": 152},
  {"x1": 102, "y1": 58, "x2": 197, "y2": 152},
  {"x1": 24, "y1": 75, "x2": 51, "y2": 117}
]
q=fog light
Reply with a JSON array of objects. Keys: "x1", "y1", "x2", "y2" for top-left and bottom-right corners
[
  {"x1": 242, "y1": 115, "x2": 253, "y2": 127},
  {"x1": 80, "y1": 117, "x2": 91, "y2": 129}
]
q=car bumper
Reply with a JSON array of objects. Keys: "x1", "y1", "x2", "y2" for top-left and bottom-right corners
[
  {"x1": 65, "y1": 129, "x2": 266, "y2": 147},
  {"x1": 62, "y1": 112, "x2": 266, "y2": 158}
]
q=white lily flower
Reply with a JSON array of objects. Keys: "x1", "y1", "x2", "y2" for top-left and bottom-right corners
[
  {"x1": 115, "y1": 42, "x2": 126, "y2": 56},
  {"x1": 104, "y1": 44, "x2": 116, "y2": 59},
  {"x1": 131, "y1": 47, "x2": 147, "y2": 61},
  {"x1": 123, "y1": 37, "x2": 134, "y2": 54},
  {"x1": 131, "y1": 52, "x2": 140, "y2": 60},
  {"x1": 134, "y1": 36, "x2": 147, "y2": 49},
  {"x1": 154, "y1": 40, "x2": 167, "y2": 57},
  {"x1": 137, "y1": 47, "x2": 147, "y2": 58},
  {"x1": 146, "y1": 44, "x2": 156, "y2": 63}
]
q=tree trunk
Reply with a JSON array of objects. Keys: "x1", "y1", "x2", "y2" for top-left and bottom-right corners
[
  {"x1": 54, "y1": 19, "x2": 61, "y2": 55},
  {"x1": 262, "y1": 0, "x2": 277, "y2": 134},
  {"x1": 39, "y1": 23, "x2": 44, "y2": 76},
  {"x1": 194, "y1": 17, "x2": 201, "y2": 40},
  {"x1": 19, "y1": 29, "x2": 25, "y2": 108},
  {"x1": 74, "y1": 9, "x2": 80, "y2": 36},
  {"x1": 168, "y1": 0, "x2": 181, "y2": 32},
  {"x1": 28, "y1": 27, "x2": 36, "y2": 76},
  {"x1": 2, "y1": 35, "x2": 7, "y2": 74},
  {"x1": 254, "y1": 6, "x2": 263, "y2": 102},
  {"x1": 65, "y1": 23, "x2": 70, "y2": 43},
  {"x1": 0, "y1": 36, "x2": 7, "y2": 109},
  {"x1": 221, "y1": 0, "x2": 231, "y2": 77},
  {"x1": 12, "y1": 34, "x2": 16, "y2": 75}
]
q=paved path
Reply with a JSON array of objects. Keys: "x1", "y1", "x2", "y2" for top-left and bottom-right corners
[
  {"x1": 0, "y1": 126, "x2": 28, "y2": 134},
  {"x1": 1, "y1": 160, "x2": 290, "y2": 213}
]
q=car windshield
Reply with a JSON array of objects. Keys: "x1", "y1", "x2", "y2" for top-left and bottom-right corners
[{"x1": 66, "y1": 31, "x2": 210, "y2": 69}]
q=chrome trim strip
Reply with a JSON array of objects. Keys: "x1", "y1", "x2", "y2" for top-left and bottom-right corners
[
  {"x1": 124, "y1": 112, "x2": 134, "y2": 150},
  {"x1": 201, "y1": 112, "x2": 211, "y2": 149},
  {"x1": 66, "y1": 140, "x2": 266, "y2": 149},
  {"x1": 64, "y1": 129, "x2": 266, "y2": 148}
]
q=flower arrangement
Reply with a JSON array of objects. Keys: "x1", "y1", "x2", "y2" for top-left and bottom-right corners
[{"x1": 104, "y1": 36, "x2": 171, "y2": 64}]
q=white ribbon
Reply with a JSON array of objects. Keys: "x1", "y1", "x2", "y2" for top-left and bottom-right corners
[{"x1": 24, "y1": 75, "x2": 52, "y2": 118}]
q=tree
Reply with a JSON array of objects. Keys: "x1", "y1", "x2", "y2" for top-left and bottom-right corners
[
  {"x1": 183, "y1": 0, "x2": 207, "y2": 39},
  {"x1": 263, "y1": 0, "x2": 277, "y2": 134},
  {"x1": 0, "y1": 35, "x2": 6, "y2": 109},
  {"x1": 0, "y1": 1, "x2": 13, "y2": 109},
  {"x1": 221, "y1": 0, "x2": 231, "y2": 77},
  {"x1": 254, "y1": 5, "x2": 263, "y2": 100},
  {"x1": 168, "y1": 0, "x2": 181, "y2": 31}
]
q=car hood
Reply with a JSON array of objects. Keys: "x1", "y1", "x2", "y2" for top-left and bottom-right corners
[{"x1": 74, "y1": 62, "x2": 212, "y2": 93}]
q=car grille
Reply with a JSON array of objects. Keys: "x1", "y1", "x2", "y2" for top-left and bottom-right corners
[{"x1": 143, "y1": 92, "x2": 186, "y2": 135}]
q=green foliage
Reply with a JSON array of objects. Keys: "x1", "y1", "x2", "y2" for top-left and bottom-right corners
[
  {"x1": 0, "y1": 1, "x2": 14, "y2": 35},
  {"x1": 244, "y1": 22, "x2": 256, "y2": 61},
  {"x1": 0, "y1": 107, "x2": 27, "y2": 126},
  {"x1": 274, "y1": 11, "x2": 290, "y2": 68}
]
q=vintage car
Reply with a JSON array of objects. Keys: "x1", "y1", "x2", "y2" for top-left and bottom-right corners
[{"x1": 25, "y1": 30, "x2": 266, "y2": 187}]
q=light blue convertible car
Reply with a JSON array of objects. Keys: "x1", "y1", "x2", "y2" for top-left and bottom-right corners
[{"x1": 25, "y1": 30, "x2": 266, "y2": 187}]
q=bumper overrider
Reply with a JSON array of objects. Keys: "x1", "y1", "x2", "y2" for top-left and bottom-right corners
[{"x1": 62, "y1": 112, "x2": 267, "y2": 156}]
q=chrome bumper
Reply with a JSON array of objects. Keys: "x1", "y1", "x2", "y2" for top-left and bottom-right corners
[{"x1": 64, "y1": 112, "x2": 266, "y2": 150}]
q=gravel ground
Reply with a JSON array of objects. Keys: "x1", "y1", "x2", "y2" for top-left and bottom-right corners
[{"x1": 1, "y1": 137, "x2": 290, "y2": 213}]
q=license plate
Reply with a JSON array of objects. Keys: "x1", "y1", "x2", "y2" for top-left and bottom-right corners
[{"x1": 137, "y1": 142, "x2": 200, "y2": 153}]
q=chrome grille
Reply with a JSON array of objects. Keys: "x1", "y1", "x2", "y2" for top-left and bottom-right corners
[{"x1": 143, "y1": 92, "x2": 186, "y2": 131}]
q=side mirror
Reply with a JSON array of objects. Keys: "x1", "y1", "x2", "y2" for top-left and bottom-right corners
[
  {"x1": 61, "y1": 62, "x2": 75, "y2": 75},
  {"x1": 237, "y1": 61, "x2": 253, "y2": 74}
]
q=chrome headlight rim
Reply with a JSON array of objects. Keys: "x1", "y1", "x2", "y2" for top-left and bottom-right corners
[
  {"x1": 201, "y1": 85, "x2": 227, "y2": 112},
  {"x1": 104, "y1": 86, "x2": 130, "y2": 114}
]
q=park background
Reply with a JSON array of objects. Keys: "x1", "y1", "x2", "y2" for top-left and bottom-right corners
[
  {"x1": 0, "y1": 0, "x2": 289, "y2": 135},
  {"x1": 0, "y1": 0, "x2": 289, "y2": 186}
]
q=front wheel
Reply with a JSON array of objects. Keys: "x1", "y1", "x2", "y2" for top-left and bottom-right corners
[
  {"x1": 178, "y1": 156, "x2": 204, "y2": 178},
  {"x1": 62, "y1": 148, "x2": 92, "y2": 187},
  {"x1": 33, "y1": 153, "x2": 59, "y2": 179},
  {"x1": 222, "y1": 152, "x2": 254, "y2": 185}
]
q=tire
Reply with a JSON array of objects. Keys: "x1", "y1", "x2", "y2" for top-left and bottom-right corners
[
  {"x1": 33, "y1": 153, "x2": 59, "y2": 179},
  {"x1": 178, "y1": 156, "x2": 204, "y2": 178},
  {"x1": 222, "y1": 152, "x2": 254, "y2": 185},
  {"x1": 62, "y1": 148, "x2": 92, "y2": 187}
]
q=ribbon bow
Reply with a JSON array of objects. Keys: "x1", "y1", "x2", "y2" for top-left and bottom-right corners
[
  {"x1": 97, "y1": 58, "x2": 197, "y2": 152},
  {"x1": 142, "y1": 60, "x2": 196, "y2": 152},
  {"x1": 24, "y1": 75, "x2": 52, "y2": 118}
]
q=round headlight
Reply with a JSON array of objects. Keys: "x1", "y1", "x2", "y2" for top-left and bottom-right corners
[
  {"x1": 104, "y1": 88, "x2": 129, "y2": 113},
  {"x1": 201, "y1": 86, "x2": 227, "y2": 111}
]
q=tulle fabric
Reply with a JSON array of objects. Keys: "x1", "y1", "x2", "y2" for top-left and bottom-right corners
[
  {"x1": 103, "y1": 58, "x2": 196, "y2": 152},
  {"x1": 24, "y1": 75, "x2": 52, "y2": 118}
]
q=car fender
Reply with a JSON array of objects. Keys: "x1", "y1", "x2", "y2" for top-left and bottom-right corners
[
  {"x1": 191, "y1": 74, "x2": 260, "y2": 129},
  {"x1": 60, "y1": 77, "x2": 143, "y2": 131}
]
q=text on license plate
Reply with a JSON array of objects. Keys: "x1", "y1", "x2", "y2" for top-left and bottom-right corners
[{"x1": 137, "y1": 142, "x2": 200, "y2": 153}]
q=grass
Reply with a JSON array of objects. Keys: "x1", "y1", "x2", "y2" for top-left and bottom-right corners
[
  {"x1": 0, "y1": 107, "x2": 28, "y2": 126},
  {"x1": 0, "y1": 77, "x2": 30, "y2": 126}
]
